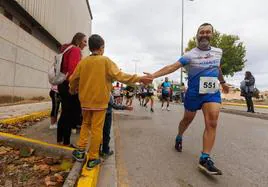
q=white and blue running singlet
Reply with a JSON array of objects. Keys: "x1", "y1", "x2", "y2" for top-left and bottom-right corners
[{"x1": 178, "y1": 47, "x2": 223, "y2": 111}]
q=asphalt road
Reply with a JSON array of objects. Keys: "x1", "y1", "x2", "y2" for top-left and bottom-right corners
[{"x1": 114, "y1": 101, "x2": 268, "y2": 187}]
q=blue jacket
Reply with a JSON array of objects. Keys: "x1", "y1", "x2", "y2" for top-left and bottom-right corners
[{"x1": 107, "y1": 95, "x2": 127, "y2": 114}]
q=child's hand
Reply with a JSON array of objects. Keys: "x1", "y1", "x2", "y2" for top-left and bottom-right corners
[{"x1": 126, "y1": 106, "x2": 133, "y2": 111}]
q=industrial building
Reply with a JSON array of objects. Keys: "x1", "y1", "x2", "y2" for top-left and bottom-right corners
[{"x1": 0, "y1": 0, "x2": 92, "y2": 100}]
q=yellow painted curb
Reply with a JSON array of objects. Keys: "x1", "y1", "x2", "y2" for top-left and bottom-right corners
[
  {"x1": 223, "y1": 102, "x2": 268, "y2": 109},
  {"x1": 77, "y1": 155, "x2": 100, "y2": 187},
  {"x1": 0, "y1": 110, "x2": 50, "y2": 125},
  {"x1": 0, "y1": 132, "x2": 74, "y2": 151}
]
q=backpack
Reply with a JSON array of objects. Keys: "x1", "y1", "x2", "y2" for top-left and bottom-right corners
[
  {"x1": 253, "y1": 86, "x2": 260, "y2": 98},
  {"x1": 48, "y1": 45, "x2": 73, "y2": 85}
]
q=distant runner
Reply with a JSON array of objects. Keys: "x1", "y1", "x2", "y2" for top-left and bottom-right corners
[
  {"x1": 161, "y1": 77, "x2": 171, "y2": 111},
  {"x1": 125, "y1": 85, "x2": 135, "y2": 106},
  {"x1": 113, "y1": 82, "x2": 121, "y2": 104},
  {"x1": 143, "y1": 84, "x2": 155, "y2": 112}
]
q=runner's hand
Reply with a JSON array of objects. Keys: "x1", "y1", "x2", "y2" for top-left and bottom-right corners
[
  {"x1": 221, "y1": 83, "x2": 229, "y2": 94},
  {"x1": 143, "y1": 72, "x2": 154, "y2": 78},
  {"x1": 139, "y1": 75, "x2": 153, "y2": 85}
]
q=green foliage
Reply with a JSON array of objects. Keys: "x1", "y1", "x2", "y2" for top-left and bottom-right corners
[{"x1": 185, "y1": 30, "x2": 247, "y2": 76}]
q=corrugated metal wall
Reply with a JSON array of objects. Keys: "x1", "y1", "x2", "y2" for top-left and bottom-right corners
[{"x1": 15, "y1": 0, "x2": 92, "y2": 44}]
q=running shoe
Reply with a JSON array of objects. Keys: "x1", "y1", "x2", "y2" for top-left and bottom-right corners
[
  {"x1": 86, "y1": 159, "x2": 101, "y2": 170},
  {"x1": 100, "y1": 150, "x2": 114, "y2": 159},
  {"x1": 198, "y1": 157, "x2": 222, "y2": 175},
  {"x1": 49, "y1": 124, "x2": 57, "y2": 129},
  {"x1": 71, "y1": 129, "x2": 77, "y2": 134},
  {"x1": 72, "y1": 149, "x2": 86, "y2": 162},
  {"x1": 175, "y1": 138, "x2": 182, "y2": 152}
]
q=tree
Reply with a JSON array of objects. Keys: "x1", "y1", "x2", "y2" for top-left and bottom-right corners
[{"x1": 185, "y1": 30, "x2": 247, "y2": 76}]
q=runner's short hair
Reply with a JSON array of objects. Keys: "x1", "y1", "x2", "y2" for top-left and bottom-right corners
[
  {"x1": 197, "y1": 23, "x2": 214, "y2": 33},
  {"x1": 88, "y1": 34, "x2": 105, "y2": 52}
]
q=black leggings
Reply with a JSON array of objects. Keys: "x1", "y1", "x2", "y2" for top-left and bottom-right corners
[
  {"x1": 245, "y1": 95, "x2": 254, "y2": 112},
  {"x1": 49, "y1": 90, "x2": 60, "y2": 118},
  {"x1": 57, "y1": 81, "x2": 82, "y2": 145}
]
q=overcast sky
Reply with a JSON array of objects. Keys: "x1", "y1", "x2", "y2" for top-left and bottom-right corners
[{"x1": 90, "y1": 0, "x2": 268, "y2": 90}]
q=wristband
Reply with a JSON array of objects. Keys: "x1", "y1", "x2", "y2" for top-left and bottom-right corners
[{"x1": 220, "y1": 81, "x2": 226, "y2": 84}]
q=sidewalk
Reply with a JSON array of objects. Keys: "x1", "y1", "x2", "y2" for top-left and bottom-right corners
[{"x1": 0, "y1": 101, "x2": 51, "y2": 120}]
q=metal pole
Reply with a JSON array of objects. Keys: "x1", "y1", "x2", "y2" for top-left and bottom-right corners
[
  {"x1": 135, "y1": 61, "x2": 137, "y2": 74},
  {"x1": 180, "y1": 0, "x2": 184, "y2": 85}
]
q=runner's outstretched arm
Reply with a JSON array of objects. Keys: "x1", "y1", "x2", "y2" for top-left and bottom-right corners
[{"x1": 144, "y1": 61, "x2": 183, "y2": 79}]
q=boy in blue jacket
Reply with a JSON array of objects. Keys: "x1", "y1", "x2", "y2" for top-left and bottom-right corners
[{"x1": 100, "y1": 94, "x2": 133, "y2": 157}]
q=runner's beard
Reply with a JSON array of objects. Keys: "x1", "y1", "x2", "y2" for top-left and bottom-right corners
[{"x1": 197, "y1": 37, "x2": 210, "y2": 50}]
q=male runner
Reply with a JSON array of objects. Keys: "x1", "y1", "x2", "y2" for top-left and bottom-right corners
[
  {"x1": 113, "y1": 82, "x2": 121, "y2": 104},
  {"x1": 144, "y1": 84, "x2": 155, "y2": 112},
  {"x1": 140, "y1": 85, "x2": 147, "y2": 106},
  {"x1": 161, "y1": 77, "x2": 172, "y2": 111},
  {"x1": 145, "y1": 23, "x2": 229, "y2": 175},
  {"x1": 125, "y1": 85, "x2": 135, "y2": 106}
]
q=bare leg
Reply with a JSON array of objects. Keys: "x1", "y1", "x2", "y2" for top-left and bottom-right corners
[
  {"x1": 201, "y1": 102, "x2": 221, "y2": 154},
  {"x1": 178, "y1": 110, "x2": 196, "y2": 136}
]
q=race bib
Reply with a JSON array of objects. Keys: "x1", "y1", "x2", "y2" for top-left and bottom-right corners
[{"x1": 199, "y1": 77, "x2": 219, "y2": 94}]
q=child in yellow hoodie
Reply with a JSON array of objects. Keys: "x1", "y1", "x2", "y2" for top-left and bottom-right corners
[{"x1": 69, "y1": 34, "x2": 152, "y2": 169}]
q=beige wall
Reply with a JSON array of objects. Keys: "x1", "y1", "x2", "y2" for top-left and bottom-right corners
[
  {"x1": 0, "y1": 14, "x2": 56, "y2": 98},
  {"x1": 15, "y1": 0, "x2": 92, "y2": 44},
  {"x1": 0, "y1": 0, "x2": 92, "y2": 99}
]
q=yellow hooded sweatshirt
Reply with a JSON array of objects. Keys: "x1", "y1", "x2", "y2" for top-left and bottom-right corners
[{"x1": 69, "y1": 55, "x2": 140, "y2": 110}]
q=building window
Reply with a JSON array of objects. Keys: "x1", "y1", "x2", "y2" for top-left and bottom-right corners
[{"x1": 19, "y1": 22, "x2": 32, "y2": 34}]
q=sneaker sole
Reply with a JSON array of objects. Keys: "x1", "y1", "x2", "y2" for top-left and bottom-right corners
[
  {"x1": 198, "y1": 164, "x2": 222, "y2": 175},
  {"x1": 86, "y1": 162, "x2": 100, "y2": 170},
  {"x1": 72, "y1": 155, "x2": 85, "y2": 162}
]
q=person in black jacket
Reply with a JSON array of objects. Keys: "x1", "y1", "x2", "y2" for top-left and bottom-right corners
[{"x1": 241, "y1": 71, "x2": 255, "y2": 113}]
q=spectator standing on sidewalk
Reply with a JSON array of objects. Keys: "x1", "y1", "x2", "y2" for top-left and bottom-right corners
[
  {"x1": 49, "y1": 85, "x2": 60, "y2": 129},
  {"x1": 70, "y1": 34, "x2": 152, "y2": 169},
  {"x1": 57, "y1": 32, "x2": 87, "y2": 146},
  {"x1": 240, "y1": 71, "x2": 255, "y2": 113},
  {"x1": 100, "y1": 94, "x2": 133, "y2": 158}
]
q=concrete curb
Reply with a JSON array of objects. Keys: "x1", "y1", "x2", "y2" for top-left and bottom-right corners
[
  {"x1": 0, "y1": 110, "x2": 50, "y2": 125},
  {"x1": 76, "y1": 159, "x2": 100, "y2": 187},
  {"x1": 0, "y1": 132, "x2": 86, "y2": 186},
  {"x1": 97, "y1": 125, "x2": 117, "y2": 187},
  {"x1": 0, "y1": 132, "x2": 73, "y2": 157},
  {"x1": 0, "y1": 109, "x2": 99, "y2": 187},
  {"x1": 63, "y1": 160, "x2": 85, "y2": 187},
  {"x1": 223, "y1": 102, "x2": 268, "y2": 109},
  {"x1": 221, "y1": 108, "x2": 268, "y2": 120}
]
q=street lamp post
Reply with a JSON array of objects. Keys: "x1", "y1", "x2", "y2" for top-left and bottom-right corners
[
  {"x1": 180, "y1": 0, "x2": 184, "y2": 85},
  {"x1": 180, "y1": 0, "x2": 194, "y2": 84},
  {"x1": 132, "y1": 59, "x2": 139, "y2": 74}
]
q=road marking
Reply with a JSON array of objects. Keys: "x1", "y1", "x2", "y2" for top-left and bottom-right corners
[
  {"x1": 223, "y1": 102, "x2": 268, "y2": 109},
  {"x1": 0, "y1": 110, "x2": 50, "y2": 125},
  {"x1": 0, "y1": 132, "x2": 74, "y2": 151},
  {"x1": 77, "y1": 155, "x2": 100, "y2": 187}
]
